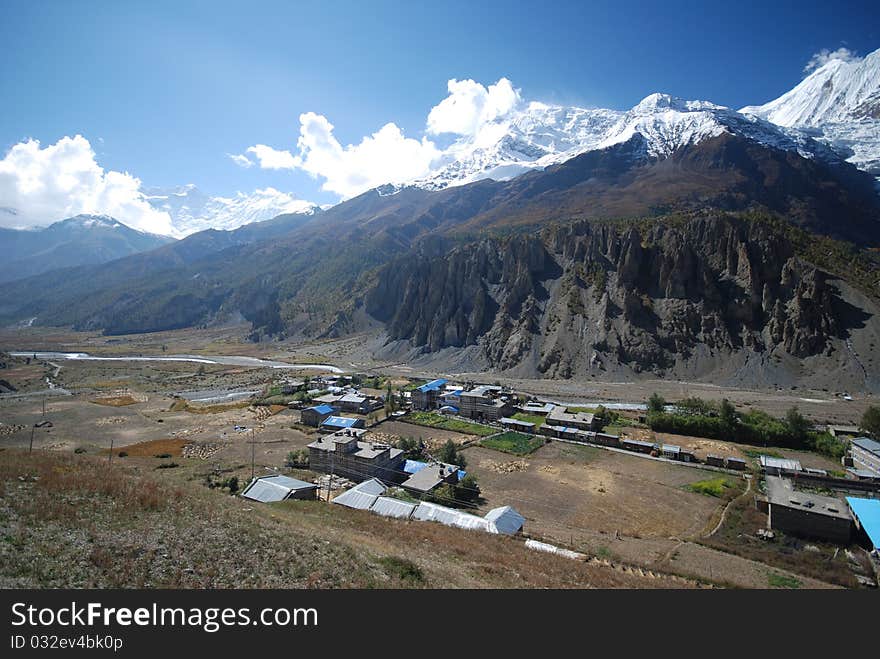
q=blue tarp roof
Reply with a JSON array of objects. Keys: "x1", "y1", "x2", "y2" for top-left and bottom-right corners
[
  {"x1": 404, "y1": 460, "x2": 428, "y2": 474},
  {"x1": 321, "y1": 416, "x2": 359, "y2": 428},
  {"x1": 417, "y1": 378, "x2": 447, "y2": 393},
  {"x1": 309, "y1": 404, "x2": 334, "y2": 414},
  {"x1": 847, "y1": 497, "x2": 880, "y2": 549}
]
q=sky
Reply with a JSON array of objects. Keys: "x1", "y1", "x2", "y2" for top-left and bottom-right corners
[{"x1": 0, "y1": 0, "x2": 878, "y2": 234}]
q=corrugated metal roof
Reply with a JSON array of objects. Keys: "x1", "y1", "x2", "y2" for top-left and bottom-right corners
[
  {"x1": 331, "y1": 478, "x2": 387, "y2": 510},
  {"x1": 241, "y1": 475, "x2": 316, "y2": 503},
  {"x1": 371, "y1": 496, "x2": 417, "y2": 519},
  {"x1": 759, "y1": 455, "x2": 802, "y2": 471},
  {"x1": 416, "y1": 378, "x2": 447, "y2": 393},
  {"x1": 353, "y1": 478, "x2": 387, "y2": 496},
  {"x1": 332, "y1": 489, "x2": 378, "y2": 510},
  {"x1": 847, "y1": 497, "x2": 880, "y2": 549},
  {"x1": 411, "y1": 502, "x2": 491, "y2": 531},
  {"x1": 485, "y1": 506, "x2": 525, "y2": 535},
  {"x1": 321, "y1": 416, "x2": 359, "y2": 428},
  {"x1": 309, "y1": 404, "x2": 334, "y2": 414},
  {"x1": 852, "y1": 437, "x2": 880, "y2": 455}
]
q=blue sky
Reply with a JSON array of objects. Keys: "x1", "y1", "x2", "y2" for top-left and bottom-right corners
[{"x1": 0, "y1": 0, "x2": 877, "y2": 231}]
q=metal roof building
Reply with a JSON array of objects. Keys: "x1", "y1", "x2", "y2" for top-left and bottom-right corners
[
  {"x1": 416, "y1": 378, "x2": 447, "y2": 393},
  {"x1": 846, "y1": 497, "x2": 880, "y2": 551},
  {"x1": 371, "y1": 496, "x2": 417, "y2": 519},
  {"x1": 485, "y1": 506, "x2": 525, "y2": 535},
  {"x1": 240, "y1": 475, "x2": 318, "y2": 503},
  {"x1": 320, "y1": 415, "x2": 365, "y2": 430},
  {"x1": 412, "y1": 501, "x2": 491, "y2": 532},
  {"x1": 331, "y1": 478, "x2": 387, "y2": 510},
  {"x1": 759, "y1": 455, "x2": 803, "y2": 473}
]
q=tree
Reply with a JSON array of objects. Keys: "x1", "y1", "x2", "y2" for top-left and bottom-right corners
[
  {"x1": 719, "y1": 399, "x2": 737, "y2": 429},
  {"x1": 861, "y1": 405, "x2": 880, "y2": 438},
  {"x1": 438, "y1": 439, "x2": 467, "y2": 469},
  {"x1": 455, "y1": 473, "x2": 481, "y2": 503},
  {"x1": 285, "y1": 449, "x2": 309, "y2": 469},
  {"x1": 647, "y1": 392, "x2": 666, "y2": 413},
  {"x1": 785, "y1": 407, "x2": 810, "y2": 444}
]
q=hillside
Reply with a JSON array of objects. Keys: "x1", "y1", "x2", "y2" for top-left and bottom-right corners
[{"x1": 0, "y1": 449, "x2": 692, "y2": 588}]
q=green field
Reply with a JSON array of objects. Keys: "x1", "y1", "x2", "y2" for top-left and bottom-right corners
[
  {"x1": 481, "y1": 432, "x2": 545, "y2": 455},
  {"x1": 685, "y1": 476, "x2": 737, "y2": 498},
  {"x1": 511, "y1": 412, "x2": 546, "y2": 427},
  {"x1": 405, "y1": 412, "x2": 496, "y2": 436}
]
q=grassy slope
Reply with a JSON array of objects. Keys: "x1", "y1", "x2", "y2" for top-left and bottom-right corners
[{"x1": 0, "y1": 450, "x2": 695, "y2": 589}]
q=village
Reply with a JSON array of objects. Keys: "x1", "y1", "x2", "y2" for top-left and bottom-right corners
[{"x1": 2, "y1": 347, "x2": 880, "y2": 589}]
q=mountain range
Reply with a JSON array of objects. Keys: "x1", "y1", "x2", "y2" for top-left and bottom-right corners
[
  {"x1": 0, "y1": 215, "x2": 173, "y2": 283},
  {"x1": 3, "y1": 48, "x2": 880, "y2": 390}
]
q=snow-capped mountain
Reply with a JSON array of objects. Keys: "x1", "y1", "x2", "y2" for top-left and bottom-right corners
[
  {"x1": 411, "y1": 102, "x2": 622, "y2": 190},
  {"x1": 741, "y1": 48, "x2": 880, "y2": 178},
  {"x1": 144, "y1": 184, "x2": 320, "y2": 237},
  {"x1": 402, "y1": 48, "x2": 880, "y2": 192},
  {"x1": 1, "y1": 214, "x2": 173, "y2": 283}
]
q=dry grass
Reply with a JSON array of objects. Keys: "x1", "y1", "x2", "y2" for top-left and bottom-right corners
[
  {"x1": 102, "y1": 438, "x2": 188, "y2": 458},
  {"x1": 0, "y1": 450, "x2": 170, "y2": 516},
  {"x1": 90, "y1": 395, "x2": 139, "y2": 407},
  {"x1": 0, "y1": 448, "x2": 701, "y2": 589}
]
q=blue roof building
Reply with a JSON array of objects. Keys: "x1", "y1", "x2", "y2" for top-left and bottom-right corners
[
  {"x1": 846, "y1": 497, "x2": 880, "y2": 551},
  {"x1": 320, "y1": 415, "x2": 365, "y2": 430},
  {"x1": 417, "y1": 378, "x2": 448, "y2": 393}
]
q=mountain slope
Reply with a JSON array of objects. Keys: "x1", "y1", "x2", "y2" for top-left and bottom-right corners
[
  {"x1": 741, "y1": 48, "x2": 880, "y2": 178},
  {"x1": 1, "y1": 215, "x2": 174, "y2": 284},
  {"x1": 1, "y1": 133, "x2": 877, "y2": 342},
  {"x1": 366, "y1": 214, "x2": 880, "y2": 389}
]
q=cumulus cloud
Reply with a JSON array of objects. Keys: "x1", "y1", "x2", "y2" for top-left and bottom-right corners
[
  {"x1": 227, "y1": 152, "x2": 254, "y2": 168},
  {"x1": 804, "y1": 47, "x2": 862, "y2": 74},
  {"x1": 245, "y1": 144, "x2": 299, "y2": 170},
  {"x1": 291, "y1": 112, "x2": 440, "y2": 198},
  {"x1": 426, "y1": 77, "x2": 521, "y2": 136},
  {"x1": 0, "y1": 135, "x2": 174, "y2": 234},
  {"x1": 241, "y1": 77, "x2": 523, "y2": 199}
]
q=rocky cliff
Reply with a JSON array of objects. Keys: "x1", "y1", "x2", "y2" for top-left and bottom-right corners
[{"x1": 366, "y1": 215, "x2": 874, "y2": 380}]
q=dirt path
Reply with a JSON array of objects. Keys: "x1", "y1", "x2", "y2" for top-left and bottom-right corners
[{"x1": 703, "y1": 475, "x2": 752, "y2": 539}]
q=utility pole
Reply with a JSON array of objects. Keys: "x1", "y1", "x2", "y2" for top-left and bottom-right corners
[
  {"x1": 29, "y1": 424, "x2": 35, "y2": 454},
  {"x1": 41, "y1": 396, "x2": 46, "y2": 420},
  {"x1": 250, "y1": 428, "x2": 256, "y2": 482},
  {"x1": 108, "y1": 437, "x2": 113, "y2": 465}
]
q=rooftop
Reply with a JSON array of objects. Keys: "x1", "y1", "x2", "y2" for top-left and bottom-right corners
[
  {"x1": 759, "y1": 455, "x2": 803, "y2": 471},
  {"x1": 846, "y1": 497, "x2": 880, "y2": 548},
  {"x1": 241, "y1": 475, "x2": 317, "y2": 503},
  {"x1": 416, "y1": 378, "x2": 447, "y2": 393},
  {"x1": 402, "y1": 463, "x2": 459, "y2": 492},
  {"x1": 320, "y1": 416, "x2": 360, "y2": 428},
  {"x1": 852, "y1": 437, "x2": 880, "y2": 456},
  {"x1": 308, "y1": 404, "x2": 335, "y2": 415},
  {"x1": 765, "y1": 476, "x2": 850, "y2": 520}
]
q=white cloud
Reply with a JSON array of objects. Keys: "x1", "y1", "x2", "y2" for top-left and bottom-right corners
[
  {"x1": 804, "y1": 47, "x2": 862, "y2": 74},
  {"x1": 245, "y1": 144, "x2": 299, "y2": 170},
  {"x1": 0, "y1": 135, "x2": 174, "y2": 235},
  {"x1": 426, "y1": 77, "x2": 521, "y2": 136},
  {"x1": 240, "y1": 77, "x2": 523, "y2": 199},
  {"x1": 227, "y1": 152, "x2": 254, "y2": 168},
  {"x1": 292, "y1": 112, "x2": 440, "y2": 198}
]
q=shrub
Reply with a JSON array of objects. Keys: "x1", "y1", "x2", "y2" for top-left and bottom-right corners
[
  {"x1": 378, "y1": 556, "x2": 423, "y2": 584},
  {"x1": 74, "y1": 448, "x2": 87, "y2": 454},
  {"x1": 156, "y1": 462, "x2": 178, "y2": 469},
  {"x1": 117, "y1": 451, "x2": 128, "y2": 458},
  {"x1": 285, "y1": 449, "x2": 309, "y2": 469}
]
